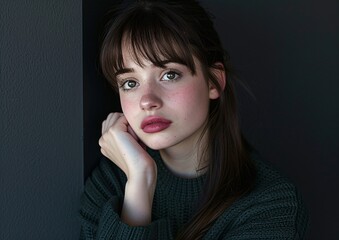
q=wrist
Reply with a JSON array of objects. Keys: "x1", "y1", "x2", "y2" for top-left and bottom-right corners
[
  {"x1": 122, "y1": 178, "x2": 156, "y2": 226},
  {"x1": 127, "y1": 160, "x2": 157, "y2": 188}
]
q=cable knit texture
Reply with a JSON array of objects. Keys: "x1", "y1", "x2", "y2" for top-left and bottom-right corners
[{"x1": 80, "y1": 150, "x2": 309, "y2": 239}]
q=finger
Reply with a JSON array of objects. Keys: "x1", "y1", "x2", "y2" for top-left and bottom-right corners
[
  {"x1": 126, "y1": 123, "x2": 147, "y2": 150},
  {"x1": 98, "y1": 135, "x2": 106, "y2": 149},
  {"x1": 108, "y1": 112, "x2": 124, "y2": 127},
  {"x1": 127, "y1": 125, "x2": 139, "y2": 141},
  {"x1": 100, "y1": 147, "x2": 108, "y2": 158},
  {"x1": 102, "y1": 120, "x2": 107, "y2": 134},
  {"x1": 102, "y1": 112, "x2": 123, "y2": 134},
  {"x1": 102, "y1": 113, "x2": 114, "y2": 134}
]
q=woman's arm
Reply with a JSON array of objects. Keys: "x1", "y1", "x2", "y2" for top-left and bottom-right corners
[
  {"x1": 79, "y1": 159, "x2": 173, "y2": 239},
  {"x1": 98, "y1": 112, "x2": 157, "y2": 226}
]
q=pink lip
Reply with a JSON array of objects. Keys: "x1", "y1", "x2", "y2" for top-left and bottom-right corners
[{"x1": 141, "y1": 116, "x2": 172, "y2": 133}]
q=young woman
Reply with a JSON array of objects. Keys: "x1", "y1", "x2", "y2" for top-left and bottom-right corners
[{"x1": 80, "y1": 0, "x2": 309, "y2": 239}]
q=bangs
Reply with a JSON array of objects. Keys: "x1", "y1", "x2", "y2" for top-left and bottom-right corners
[{"x1": 101, "y1": 5, "x2": 199, "y2": 88}]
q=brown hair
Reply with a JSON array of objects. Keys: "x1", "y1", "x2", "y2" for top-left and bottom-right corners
[{"x1": 100, "y1": 0, "x2": 256, "y2": 239}]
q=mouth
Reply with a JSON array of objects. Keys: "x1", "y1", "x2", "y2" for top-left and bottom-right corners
[{"x1": 141, "y1": 116, "x2": 172, "y2": 133}]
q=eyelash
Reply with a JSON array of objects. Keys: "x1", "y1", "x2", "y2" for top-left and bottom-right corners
[
  {"x1": 161, "y1": 70, "x2": 182, "y2": 82},
  {"x1": 118, "y1": 70, "x2": 182, "y2": 92},
  {"x1": 119, "y1": 80, "x2": 138, "y2": 92}
]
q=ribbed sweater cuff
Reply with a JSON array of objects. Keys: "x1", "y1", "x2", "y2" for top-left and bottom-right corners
[{"x1": 96, "y1": 197, "x2": 173, "y2": 239}]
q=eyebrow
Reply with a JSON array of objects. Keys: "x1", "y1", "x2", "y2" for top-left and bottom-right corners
[
  {"x1": 114, "y1": 68, "x2": 134, "y2": 78},
  {"x1": 155, "y1": 60, "x2": 186, "y2": 67},
  {"x1": 114, "y1": 60, "x2": 186, "y2": 78}
]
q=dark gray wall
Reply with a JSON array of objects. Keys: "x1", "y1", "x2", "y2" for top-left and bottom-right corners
[
  {"x1": 203, "y1": 0, "x2": 338, "y2": 238},
  {"x1": 1, "y1": 0, "x2": 83, "y2": 239}
]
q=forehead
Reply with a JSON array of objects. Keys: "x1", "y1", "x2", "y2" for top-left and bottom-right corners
[
  {"x1": 119, "y1": 43, "x2": 203, "y2": 78},
  {"x1": 121, "y1": 37, "x2": 154, "y2": 67},
  {"x1": 116, "y1": 32, "x2": 197, "y2": 74}
]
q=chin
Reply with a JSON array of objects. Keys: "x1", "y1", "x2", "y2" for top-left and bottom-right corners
[
  {"x1": 144, "y1": 143, "x2": 167, "y2": 151},
  {"x1": 142, "y1": 140, "x2": 172, "y2": 151}
]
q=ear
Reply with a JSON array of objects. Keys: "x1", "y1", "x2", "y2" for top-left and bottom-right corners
[{"x1": 209, "y1": 62, "x2": 226, "y2": 100}]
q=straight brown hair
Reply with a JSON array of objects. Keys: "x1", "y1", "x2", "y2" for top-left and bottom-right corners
[{"x1": 100, "y1": 0, "x2": 256, "y2": 239}]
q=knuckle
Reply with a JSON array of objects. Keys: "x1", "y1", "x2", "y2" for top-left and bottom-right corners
[
  {"x1": 100, "y1": 148, "x2": 107, "y2": 156},
  {"x1": 108, "y1": 126, "x2": 116, "y2": 135},
  {"x1": 98, "y1": 137, "x2": 105, "y2": 147}
]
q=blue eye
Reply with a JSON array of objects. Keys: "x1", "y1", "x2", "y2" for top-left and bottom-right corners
[
  {"x1": 120, "y1": 80, "x2": 138, "y2": 91},
  {"x1": 162, "y1": 71, "x2": 181, "y2": 81}
]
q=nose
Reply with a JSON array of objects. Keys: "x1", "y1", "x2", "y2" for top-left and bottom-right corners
[{"x1": 139, "y1": 92, "x2": 163, "y2": 111}]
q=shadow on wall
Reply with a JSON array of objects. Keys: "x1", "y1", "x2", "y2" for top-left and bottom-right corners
[
  {"x1": 204, "y1": 0, "x2": 339, "y2": 239},
  {"x1": 83, "y1": 0, "x2": 122, "y2": 179}
]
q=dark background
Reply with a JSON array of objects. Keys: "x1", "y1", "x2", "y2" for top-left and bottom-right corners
[{"x1": 1, "y1": 0, "x2": 338, "y2": 239}]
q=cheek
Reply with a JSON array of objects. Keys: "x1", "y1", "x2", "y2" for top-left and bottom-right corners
[
  {"x1": 120, "y1": 99, "x2": 132, "y2": 113},
  {"x1": 120, "y1": 96, "x2": 137, "y2": 121},
  {"x1": 169, "y1": 84, "x2": 210, "y2": 116}
]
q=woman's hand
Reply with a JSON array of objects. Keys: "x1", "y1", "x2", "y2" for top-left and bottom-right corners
[
  {"x1": 99, "y1": 112, "x2": 156, "y2": 181},
  {"x1": 99, "y1": 112, "x2": 157, "y2": 226}
]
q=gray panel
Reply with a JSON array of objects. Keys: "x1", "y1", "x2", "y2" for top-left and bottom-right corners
[{"x1": 1, "y1": 0, "x2": 83, "y2": 239}]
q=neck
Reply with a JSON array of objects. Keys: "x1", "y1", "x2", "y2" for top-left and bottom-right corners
[{"x1": 159, "y1": 138, "x2": 208, "y2": 179}]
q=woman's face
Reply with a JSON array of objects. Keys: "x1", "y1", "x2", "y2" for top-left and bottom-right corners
[{"x1": 116, "y1": 46, "x2": 219, "y2": 151}]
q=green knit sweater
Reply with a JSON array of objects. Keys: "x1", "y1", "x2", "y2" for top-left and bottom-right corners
[{"x1": 80, "y1": 150, "x2": 309, "y2": 239}]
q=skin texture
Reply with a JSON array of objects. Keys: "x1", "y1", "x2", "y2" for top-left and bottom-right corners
[
  {"x1": 118, "y1": 46, "x2": 220, "y2": 175},
  {"x1": 98, "y1": 44, "x2": 224, "y2": 226}
]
